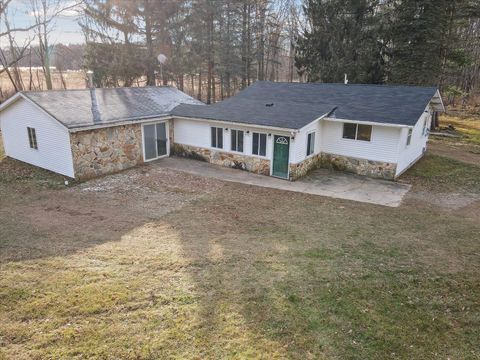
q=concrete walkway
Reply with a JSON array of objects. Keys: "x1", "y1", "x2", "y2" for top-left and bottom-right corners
[{"x1": 153, "y1": 157, "x2": 411, "y2": 207}]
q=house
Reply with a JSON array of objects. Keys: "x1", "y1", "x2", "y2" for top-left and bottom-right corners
[
  {"x1": 0, "y1": 86, "x2": 201, "y2": 179},
  {"x1": 0, "y1": 81, "x2": 444, "y2": 181}
]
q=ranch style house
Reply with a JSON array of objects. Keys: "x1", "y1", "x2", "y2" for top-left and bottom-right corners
[{"x1": 0, "y1": 81, "x2": 444, "y2": 181}]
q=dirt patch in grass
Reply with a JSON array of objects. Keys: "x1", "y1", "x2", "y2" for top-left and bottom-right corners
[
  {"x1": 428, "y1": 140, "x2": 480, "y2": 166},
  {"x1": 1, "y1": 158, "x2": 479, "y2": 359}
]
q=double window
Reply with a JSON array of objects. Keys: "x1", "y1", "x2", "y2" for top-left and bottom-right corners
[
  {"x1": 27, "y1": 127, "x2": 38, "y2": 149},
  {"x1": 211, "y1": 127, "x2": 223, "y2": 149},
  {"x1": 252, "y1": 132, "x2": 267, "y2": 156},
  {"x1": 231, "y1": 129, "x2": 244, "y2": 152},
  {"x1": 306, "y1": 132, "x2": 315, "y2": 156},
  {"x1": 342, "y1": 123, "x2": 372, "y2": 142}
]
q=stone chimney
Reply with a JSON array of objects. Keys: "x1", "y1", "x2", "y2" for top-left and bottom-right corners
[{"x1": 86, "y1": 70, "x2": 101, "y2": 123}]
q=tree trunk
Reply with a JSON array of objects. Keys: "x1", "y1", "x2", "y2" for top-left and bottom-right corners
[
  {"x1": 241, "y1": 3, "x2": 248, "y2": 89},
  {"x1": 197, "y1": 70, "x2": 202, "y2": 101},
  {"x1": 144, "y1": 0, "x2": 156, "y2": 86}
]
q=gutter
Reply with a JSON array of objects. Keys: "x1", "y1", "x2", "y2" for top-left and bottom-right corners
[
  {"x1": 172, "y1": 115, "x2": 297, "y2": 133},
  {"x1": 68, "y1": 115, "x2": 172, "y2": 132}
]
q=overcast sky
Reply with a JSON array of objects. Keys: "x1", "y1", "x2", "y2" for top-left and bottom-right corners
[{"x1": 1, "y1": 0, "x2": 85, "y2": 46}]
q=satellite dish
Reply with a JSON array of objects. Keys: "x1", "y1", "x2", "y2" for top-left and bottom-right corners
[{"x1": 157, "y1": 54, "x2": 167, "y2": 64}]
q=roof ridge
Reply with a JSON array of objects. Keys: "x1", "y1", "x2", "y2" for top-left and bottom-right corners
[
  {"x1": 255, "y1": 80, "x2": 438, "y2": 90},
  {"x1": 22, "y1": 85, "x2": 175, "y2": 94}
]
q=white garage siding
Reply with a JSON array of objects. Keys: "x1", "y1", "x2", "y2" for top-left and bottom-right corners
[
  {"x1": 173, "y1": 117, "x2": 294, "y2": 164},
  {"x1": 320, "y1": 120, "x2": 402, "y2": 164},
  {"x1": 0, "y1": 97, "x2": 75, "y2": 177},
  {"x1": 395, "y1": 110, "x2": 431, "y2": 176}
]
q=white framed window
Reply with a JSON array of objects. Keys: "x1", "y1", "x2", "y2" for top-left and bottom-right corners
[
  {"x1": 231, "y1": 129, "x2": 244, "y2": 152},
  {"x1": 27, "y1": 127, "x2": 38, "y2": 149},
  {"x1": 211, "y1": 127, "x2": 223, "y2": 149},
  {"x1": 406, "y1": 128, "x2": 413, "y2": 146},
  {"x1": 252, "y1": 132, "x2": 267, "y2": 156},
  {"x1": 342, "y1": 123, "x2": 372, "y2": 142},
  {"x1": 422, "y1": 118, "x2": 429, "y2": 136},
  {"x1": 306, "y1": 132, "x2": 315, "y2": 156}
]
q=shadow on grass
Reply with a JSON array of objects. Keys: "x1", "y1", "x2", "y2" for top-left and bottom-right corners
[{"x1": 1, "y1": 163, "x2": 479, "y2": 358}]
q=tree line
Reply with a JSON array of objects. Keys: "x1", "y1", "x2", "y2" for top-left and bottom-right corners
[
  {"x1": 1, "y1": 0, "x2": 479, "y2": 104},
  {"x1": 296, "y1": 0, "x2": 480, "y2": 95},
  {"x1": 80, "y1": 0, "x2": 302, "y2": 103}
]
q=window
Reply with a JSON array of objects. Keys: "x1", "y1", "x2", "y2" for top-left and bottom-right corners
[
  {"x1": 231, "y1": 129, "x2": 244, "y2": 152},
  {"x1": 343, "y1": 123, "x2": 357, "y2": 140},
  {"x1": 406, "y1": 128, "x2": 412, "y2": 146},
  {"x1": 252, "y1": 132, "x2": 267, "y2": 156},
  {"x1": 306, "y1": 132, "x2": 315, "y2": 156},
  {"x1": 422, "y1": 119, "x2": 429, "y2": 136},
  {"x1": 211, "y1": 127, "x2": 223, "y2": 149},
  {"x1": 342, "y1": 123, "x2": 372, "y2": 141},
  {"x1": 27, "y1": 127, "x2": 38, "y2": 149}
]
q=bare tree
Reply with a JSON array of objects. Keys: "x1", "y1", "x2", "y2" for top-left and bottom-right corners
[{"x1": 28, "y1": 0, "x2": 81, "y2": 90}]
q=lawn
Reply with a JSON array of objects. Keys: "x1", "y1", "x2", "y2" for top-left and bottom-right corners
[{"x1": 0, "y1": 151, "x2": 479, "y2": 359}]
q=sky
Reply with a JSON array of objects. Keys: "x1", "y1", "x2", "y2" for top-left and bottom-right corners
[{"x1": 1, "y1": 0, "x2": 85, "y2": 47}]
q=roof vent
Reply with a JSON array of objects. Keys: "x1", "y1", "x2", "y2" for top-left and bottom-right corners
[{"x1": 265, "y1": 103, "x2": 274, "y2": 107}]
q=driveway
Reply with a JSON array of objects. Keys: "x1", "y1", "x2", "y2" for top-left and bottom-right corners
[{"x1": 153, "y1": 157, "x2": 411, "y2": 207}]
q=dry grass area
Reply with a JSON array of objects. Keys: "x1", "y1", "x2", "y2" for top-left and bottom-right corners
[
  {"x1": 0, "y1": 148, "x2": 479, "y2": 359},
  {"x1": 0, "y1": 70, "x2": 87, "y2": 101},
  {"x1": 428, "y1": 113, "x2": 480, "y2": 168}
]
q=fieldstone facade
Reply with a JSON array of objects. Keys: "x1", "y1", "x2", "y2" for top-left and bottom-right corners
[
  {"x1": 70, "y1": 124, "x2": 143, "y2": 179},
  {"x1": 321, "y1": 153, "x2": 397, "y2": 180},
  {"x1": 289, "y1": 154, "x2": 322, "y2": 180},
  {"x1": 173, "y1": 143, "x2": 271, "y2": 176}
]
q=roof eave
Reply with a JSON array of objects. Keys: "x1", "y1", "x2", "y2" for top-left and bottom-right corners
[
  {"x1": 173, "y1": 115, "x2": 297, "y2": 132},
  {"x1": 68, "y1": 114, "x2": 172, "y2": 132},
  {"x1": 323, "y1": 117, "x2": 412, "y2": 128}
]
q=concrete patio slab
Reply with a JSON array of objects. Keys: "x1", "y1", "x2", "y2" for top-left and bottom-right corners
[{"x1": 153, "y1": 157, "x2": 411, "y2": 207}]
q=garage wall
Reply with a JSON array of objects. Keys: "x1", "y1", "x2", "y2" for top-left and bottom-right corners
[{"x1": 0, "y1": 97, "x2": 75, "y2": 177}]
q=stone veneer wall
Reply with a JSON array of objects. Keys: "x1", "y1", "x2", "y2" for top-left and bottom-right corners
[
  {"x1": 70, "y1": 124, "x2": 143, "y2": 179},
  {"x1": 289, "y1": 154, "x2": 322, "y2": 180},
  {"x1": 173, "y1": 143, "x2": 271, "y2": 176},
  {"x1": 321, "y1": 153, "x2": 397, "y2": 180}
]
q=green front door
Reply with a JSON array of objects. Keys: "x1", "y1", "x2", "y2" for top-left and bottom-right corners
[{"x1": 272, "y1": 135, "x2": 290, "y2": 179}]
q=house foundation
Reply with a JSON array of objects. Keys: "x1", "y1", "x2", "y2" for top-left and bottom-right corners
[
  {"x1": 173, "y1": 143, "x2": 271, "y2": 176},
  {"x1": 321, "y1": 153, "x2": 397, "y2": 180}
]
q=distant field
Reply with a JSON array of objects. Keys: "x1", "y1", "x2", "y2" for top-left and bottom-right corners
[{"x1": 0, "y1": 70, "x2": 87, "y2": 99}]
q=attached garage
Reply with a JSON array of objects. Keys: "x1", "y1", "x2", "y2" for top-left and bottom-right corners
[{"x1": 0, "y1": 87, "x2": 200, "y2": 179}]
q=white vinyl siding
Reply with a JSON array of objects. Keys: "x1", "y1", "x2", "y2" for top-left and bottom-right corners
[
  {"x1": 0, "y1": 98, "x2": 75, "y2": 177},
  {"x1": 321, "y1": 120, "x2": 401, "y2": 163},
  {"x1": 396, "y1": 110, "x2": 431, "y2": 176},
  {"x1": 290, "y1": 118, "x2": 321, "y2": 164},
  {"x1": 174, "y1": 118, "x2": 285, "y2": 160}
]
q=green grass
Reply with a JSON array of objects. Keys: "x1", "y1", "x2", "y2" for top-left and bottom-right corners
[
  {"x1": 440, "y1": 114, "x2": 480, "y2": 145},
  {"x1": 0, "y1": 153, "x2": 479, "y2": 359},
  {"x1": 403, "y1": 153, "x2": 480, "y2": 193}
]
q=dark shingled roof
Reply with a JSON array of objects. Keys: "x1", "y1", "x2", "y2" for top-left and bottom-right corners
[
  {"x1": 173, "y1": 81, "x2": 440, "y2": 129},
  {"x1": 22, "y1": 86, "x2": 202, "y2": 129}
]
